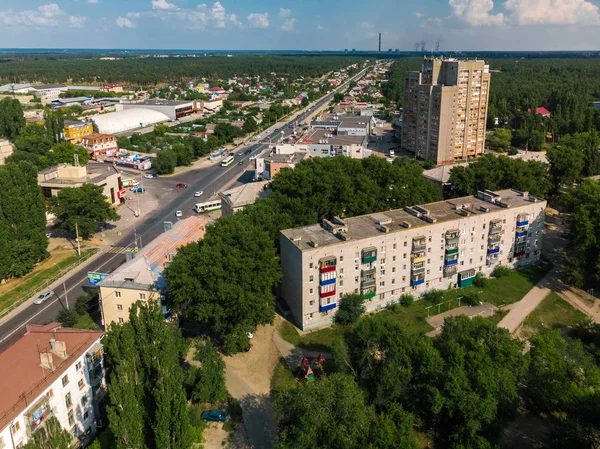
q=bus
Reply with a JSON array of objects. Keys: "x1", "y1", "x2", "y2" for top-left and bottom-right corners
[
  {"x1": 194, "y1": 200, "x2": 222, "y2": 213},
  {"x1": 221, "y1": 155, "x2": 234, "y2": 167},
  {"x1": 122, "y1": 179, "x2": 134, "y2": 187}
]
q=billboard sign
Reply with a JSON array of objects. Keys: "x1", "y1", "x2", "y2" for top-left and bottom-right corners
[{"x1": 88, "y1": 272, "x2": 109, "y2": 286}]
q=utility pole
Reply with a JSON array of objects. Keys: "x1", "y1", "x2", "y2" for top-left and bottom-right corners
[
  {"x1": 75, "y1": 222, "x2": 81, "y2": 256},
  {"x1": 378, "y1": 33, "x2": 382, "y2": 52},
  {"x1": 63, "y1": 280, "x2": 69, "y2": 309}
]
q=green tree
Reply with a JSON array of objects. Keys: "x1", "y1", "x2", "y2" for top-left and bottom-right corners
[
  {"x1": 273, "y1": 373, "x2": 374, "y2": 449},
  {"x1": 0, "y1": 161, "x2": 48, "y2": 280},
  {"x1": 486, "y1": 128, "x2": 512, "y2": 151},
  {"x1": 51, "y1": 142, "x2": 90, "y2": 165},
  {"x1": 104, "y1": 301, "x2": 190, "y2": 449},
  {"x1": 22, "y1": 416, "x2": 73, "y2": 449},
  {"x1": 185, "y1": 339, "x2": 227, "y2": 404},
  {"x1": 369, "y1": 404, "x2": 419, "y2": 449},
  {"x1": 547, "y1": 145, "x2": 585, "y2": 192},
  {"x1": 244, "y1": 116, "x2": 257, "y2": 133},
  {"x1": 334, "y1": 293, "x2": 366, "y2": 325},
  {"x1": 0, "y1": 97, "x2": 25, "y2": 139},
  {"x1": 44, "y1": 109, "x2": 64, "y2": 144},
  {"x1": 50, "y1": 183, "x2": 120, "y2": 237},
  {"x1": 56, "y1": 308, "x2": 78, "y2": 327},
  {"x1": 153, "y1": 150, "x2": 177, "y2": 174}
]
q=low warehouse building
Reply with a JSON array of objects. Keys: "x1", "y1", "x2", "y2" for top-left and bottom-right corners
[{"x1": 91, "y1": 108, "x2": 170, "y2": 134}]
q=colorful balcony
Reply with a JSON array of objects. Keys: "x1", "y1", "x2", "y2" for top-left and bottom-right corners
[
  {"x1": 410, "y1": 278, "x2": 425, "y2": 287},
  {"x1": 515, "y1": 230, "x2": 527, "y2": 238},
  {"x1": 319, "y1": 302, "x2": 337, "y2": 312},
  {"x1": 445, "y1": 247, "x2": 459, "y2": 256},
  {"x1": 25, "y1": 397, "x2": 53, "y2": 435},
  {"x1": 362, "y1": 291, "x2": 377, "y2": 300},
  {"x1": 516, "y1": 220, "x2": 529, "y2": 227},
  {"x1": 319, "y1": 289, "x2": 336, "y2": 299},
  {"x1": 458, "y1": 270, "x2": 476, "y2": 287},
  {"x1": 444, "y1": 258, "x2": 458, "y2": 266},
  {"x1": 319, "y1": 258, "x2": 336, "y2": 273},
  {"x1": 319, "y1": 277, "x2": 336, "y2": 286},
  {"x1": 411, "y1": 254, "x2": 426, "y2": 264},
  {"x1": 487, "y1": 247, "x2": 500, "y2": 255}
]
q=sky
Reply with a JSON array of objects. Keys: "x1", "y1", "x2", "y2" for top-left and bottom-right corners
[{"x1": 0, "y1": 0, "x2": 599, "y2": 51}]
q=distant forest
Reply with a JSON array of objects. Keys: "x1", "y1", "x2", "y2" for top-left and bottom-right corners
[{"x1": 0, "y1": 54, "x2": 365, "y2": 86}]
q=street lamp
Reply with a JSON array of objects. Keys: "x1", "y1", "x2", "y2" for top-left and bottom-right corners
[{"x1": 54, "y1": 263, "x2": 69, "y2": 309}]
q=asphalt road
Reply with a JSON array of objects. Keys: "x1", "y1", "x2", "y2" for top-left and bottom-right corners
[{"x1": 0, "y1": 67, "x2": 367, "y2": 349}]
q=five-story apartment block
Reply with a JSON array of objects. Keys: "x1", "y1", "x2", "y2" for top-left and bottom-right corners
[
  {"x1": 280, "y1": 189, "x2": 546, "y2": 330},
  {"x1": 401, "y1": 58, "x2": 490, "y2": 165}
]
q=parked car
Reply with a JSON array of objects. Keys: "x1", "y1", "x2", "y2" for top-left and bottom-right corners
[
  {"x1": 34, "y1": 291, "x2": 55, "y2": 305},
  {"x1": 131, "y1": 181, "x2": 140, "y2": 187},
  {"x1": 194, "y1": 191, "x2": 204, "y2": 197},
  {"x1": 249, "y1": 154, "x2": 257, "y2": 161},
  {"x1": 244, "y1": 148, "x2": 252, "y2": 155},
  {"x1": 237, "y1": 150, "x2": 244, "y2": 156},
  {"x1": 561, "y1": 230, "x2": 572, "y2": 238},
  {"x1": 201, "y1": 409, "x2": 228, "y2": 422},
  {"x1": 176, "y1": 183, "x2": 188, "y2": 189},
  {"x1": 132, "y1": 187, "x2": 145, "y2": 193},
  {"x1": 176, "y1": 210, "x2": 183, "y2": 218},
  {"x1": 144, "y1": 174, "x2": 153, "y2": 179},
  {"x1": 238, "y1": 161, "x2": 243, "y2": 165}
]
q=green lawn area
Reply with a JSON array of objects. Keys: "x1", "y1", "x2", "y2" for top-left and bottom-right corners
[
  {"x1": 0, "y1": 248, "x2": 98, "y2": 317},
  {"x1": 73, "y1": 311, "x2": 101, "y2": 330},
  {"x1": 279, "y1": 260, "x2": 552, "y2": 352},
  {"x1": 270, "y1": 357, "x2": 298, "y2": 392},
  {"x1": 523, "y1": 292, "x2": 587, "y2": 330}
]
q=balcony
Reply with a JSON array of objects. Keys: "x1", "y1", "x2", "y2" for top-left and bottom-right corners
[
  {"x1": 319, "y1": 300, "x2": 337, "y2": 312},
  {"x1": 488, "y1": 233, "x2": 502, "y2": 243},
  {"x1": 25, "y1": 397, "x2": 53, "y2": 436},
  {"x1": 487, "y1": 247, "x2": 500, "y2": 255},
  {"x1": 411, "y1": 264, "x2": 425, "y2": 274},
  {"x1": 445, "y1": 247, "x2": 458, "y2": 256},
  {"x1": 319, "y1": 276, "x2": 336, "y2": 286},
  {"x1": 319, "y1": 288, "x2": 336, "y2": 299},
  {"x1": 412, "y1": 242, "x2": 427, "y2": 252},
  {"x1": 89, "y1": 363, "x2": 103, "y2": 386},
  {"x1": 361, "y1": 248, "x2": 377, "y2": 264},
  {"x1": 458, "y1": 269, "x2": 476, "y2": 287},
  {"x1": 92, "y1": 384, "x2": 107, "y2": 403},
  {"x1": 444, "y1": 258, "x2": 458, "y2": 266},
  {"x1": 411, "y1": 253, "x2": 426, "y2": 264},
  {"x1": 361, "y1": 278, "x2": 376, "y2": 288},
  {"x1": 444, "y1": 265, "x2": 457, "y2": 277},
  {"x1": 516, "y1": 230, "x2": 528, "y2": 238},
  {"x1": 319, "y1": 257, "x2": 336, "y2": 273},
  {"x1": 86, "y1": 350, "x2": 102, "y2": 369},
  {"x1": 445, "y1": 229, "x2": 460, "y2": 240},
  {"x1": 517, "y1": 215, "x2": 529, "y2": 227},
  {"x1": 410, "y1": 277, "x2": 425, "y2": 286}
]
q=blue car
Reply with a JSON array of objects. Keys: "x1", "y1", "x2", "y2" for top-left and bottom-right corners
[
  {"x1": 244, "y1": 148, "x2": 252, "y2": 155},
  {"x1": 201, "y1": 409, "x2": 228, "y2": 422}
]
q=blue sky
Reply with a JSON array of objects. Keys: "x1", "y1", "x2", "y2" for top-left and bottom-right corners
[{"x1": 1, "y1": 0, "x2": 600, "y2": 50}]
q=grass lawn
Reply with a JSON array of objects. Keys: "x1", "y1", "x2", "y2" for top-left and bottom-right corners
[
  {"x1": 270, "y1": 357, "x2": 298, "y2": 392},
  {"x1": 279, "y1": 260, "x2": 552, "y2": 351},
  {"x1": 73, "y1": 311, "x2": 101, "y2": 330},
  {"x1": 0, "y1": 248, "x2": 98, "y2": 317},
  {"x1": 523, "y1": 292, "x2": 587, "y2": 330}
]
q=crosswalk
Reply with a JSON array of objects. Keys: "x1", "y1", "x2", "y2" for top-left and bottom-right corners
[{"x1": 105, "y1": 246, "x2": 128, "y2": 254}]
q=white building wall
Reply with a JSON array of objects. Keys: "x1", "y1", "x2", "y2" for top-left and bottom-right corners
[{"x1": 281, "y1": 203, "x2": 546, "y2": 330}]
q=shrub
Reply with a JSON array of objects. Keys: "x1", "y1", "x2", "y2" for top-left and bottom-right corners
[
  {"x1": 334, "y1": 294, "x2": 366, "y2": 325},
  {"x1": 56, "y1": 308, "x2": 77, "y2": 327},
  {"x1": 473, "y1": 273, "x2": 489, "y2": 288},
  {"x1": 399, "y1": 294, "x2": 414, "y2": 307},
  {"x1": 492, "y1": 265, "x2": 513, "y2": 278},
  {"x1": 423, "y1": 289, "x2": 444, "y2": 304},
  {"x1": 462, "y1": 291, "x2": 481, "y2": 306}
]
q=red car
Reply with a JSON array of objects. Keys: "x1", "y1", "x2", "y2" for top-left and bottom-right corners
[{"x1": 176, "y1": 183, "x2": 188, "y2": 188}]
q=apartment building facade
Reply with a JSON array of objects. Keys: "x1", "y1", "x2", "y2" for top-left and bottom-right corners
[
  {"x1": 401, "y1": 58, "x2": 490, "y2": 165},
  {"x1": 63, "y1": 121, "x2": 94, "y2": 144},
  {"x1": 0, "y1": 324, "x2": 104, "y2": 449},
  {"x1": 80, "y1": 133, "x2": 118, "y2": 159},
  {"x1": 280, "y1": 189, "x2": 545, "y2": 330}
]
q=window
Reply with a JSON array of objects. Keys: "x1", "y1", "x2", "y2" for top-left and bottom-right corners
[
  {"x1": 309, "y1": 288, "x2": 314, "y2": 295},
  {"x1": 65, "y1": 393, "x2": 72, "y2": 408},
  {"x1": 309, "y1": 262, "x2": 313, "y2": 269},
  {"x1": 402, "y1": 276, "x2": 406, "y2": 282},
  {"x1": 355, "y1": 276, "x2": 359, "y2": 283},
  {"x1": 339, "y1": 280, "x2": 344, "y2": 286},
  {"x1": 392, "y1": 278, "x2": 396, "y2": 285},
  {"x1": 404, "y1": 241, "x2": 407, "y2": 247},
  {"x1": 62, "y1": 375, "x2": 69, "y2": 387},
  {"x1": 381, "y1": 246, "x2": 386, "y2": 253},
  {"x1": 116, "y1": 304, "x2": 123, "y2": 311},
  {"x1": 81, "y1": 395, "x2": 88, "y2": 406},
  {"x1": 115, "y1": 291, "x2": 121, "y2": 298},
  {"x1": 0, "y1": 436, "x2": 4, "y2": 449},
  {"x1": 481, "y1": 245, "x2": 484, "y2": 250},
  {"x1": 139, "y1": 293, "x2": 146, "y2": 300},
  {"x1": 403, "y1": 253, "x2": 407, "y2": 259},
  {"x1": 355, "y1": 252, "x2": 359, "y2": 258},
  {"x1": 403, "y1": 264, "x2": 407, "y2": 270},
  {"x1": 11, "y1": 422, "x2": 20, "y2": 434},
  {"x1": 392, "y1": 267, "x2": 396, "y2": 273},
  {"x1": 392, "y1": 255, "x2": 396, "y2": 262},
  {"x1": 469, "y1": 258, "x2": 473, "y2": 264},
  {"x1": 118, "y1": 317, "x2": 124, "y2": 324},
  {"x1": 308, "y1": 313, "x2": 314, "y2": 320},
  {"x1": 84, "y1": 411, "x2": 89, "y2": 421},
  {"x1": 381, "y1": 258, "x2": 386, "y2": 265},
  {"x1": 68, "y1": 410, "x2": 74, "y2": 426},
  {"x1": 379, "y1": 281, "x2": 385, "y2": 287},
  {"x1": 309, "y1": 300, "x2": 314, "y2": 306},
  {"x1": 355, "y1": 264, "x2": 359, "y2": 271},
  {"x1": 380, "y1": 293, "x2": 385, "y2": 300},
  {"x1": 75, "y1": 362, "x2": 82, "y2": 371},
  {"x1": 309, "y1": 275, "x2": 314, "y2": 283},
  {"x1": 393, "y1": 244, "x2": 397, "y2": 250},
  {"x1": 340, "y1": 255, "x2": 344, "y2": 262},
  {"x1": 48, "y1": 389, "x2": 54, "y2": 398},
  {"x1": 78, "y1": 379, "x2": 84, "y2": 390},
  {"x1": 380, "y1": 270, "x2": 385, "y2": 276},
  {"x1": 340, "y1": 268, "x2": 344, "y2": 274}
]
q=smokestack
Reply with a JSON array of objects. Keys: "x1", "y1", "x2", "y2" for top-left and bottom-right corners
[{"x1": 378, "y1": 33, "x2": 382, "y2": 52}]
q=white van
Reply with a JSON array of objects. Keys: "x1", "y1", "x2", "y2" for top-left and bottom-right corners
[{"x1": 389, "y1": 150, "x2": 395, "y2": 157}]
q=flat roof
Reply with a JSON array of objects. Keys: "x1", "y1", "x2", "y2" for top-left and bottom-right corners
[
  {"x1": 300, "y1": 128, "x2": 366, "y2": 146},
  {"x1": 39, "y1": 163, "x2": 120, "y2": 187},
  {"x1": 99, "y1": 215, "x2": 210, "y2": 290},
  {"x1": 128, "y1": 99, "x2": 193, "y2": 107},
  {"x1": 220, "y1": 181, "x2": 271, "y2": 208},
  {"x1": 0, "y1": 324, "x2": 102, "y2": 430},
  {"x1": 281, "y1": 189, "x2": 545, "y2": 251}
]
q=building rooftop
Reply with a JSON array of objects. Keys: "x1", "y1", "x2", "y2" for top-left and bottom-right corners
[
  {"x1": 99, "y1": 215, "x2": 210, "y2": 290},
  {"x1": 32, "y1": 84, "x2": 66, "y2": 90},
  {"x1": 281, "y1": 189, "x2": 545, "y2": 251},
  {"x1": 300, "y1": 128, "x2": 366, "y2": 146},
  {"x1": 0, "y1": 323, "x2": 103, "y2": 430},
  {"x1": 38, "y1": 163, "x2": 120, "y2": 187},
  {"x1": 220, "y1": 181, "x2": 271, "y2": 209},
  {"x1": 129, "y1": 99, "x2": 193, "y2": 106}
]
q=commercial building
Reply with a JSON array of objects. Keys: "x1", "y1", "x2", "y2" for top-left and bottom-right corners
[
  {"x1": 122, "y1": 99, "x2": 199, "y2": 120},
  {"x1": 0, "y1": 323, "x2": 104, "y2": 449},
  {"x1": 401, "y1": 58, "x2": 490, "y2": 165},
  {"x1": 100, "y1": 83, "x2": 123, "y2": 93},
  {"x1": 299, "y1": 128, "x2": 369, "y2": 159},
  {"x1": 91, "y1": 108, "x2": 170, "y2": 134},
  {"x1": 63, "y1": 121, "x2": 94, "y2": 144},
  {"x1": 219, "y1": 181, "x2": 271, "y2": 216},
  {"x1": 0, "y1": 139, "x2": 14, "y2": 165},
  {"x1": 38, "y1": 163, "x2": 124, "y2": 205},
  {"x1": 310, "y1": 114, "x2": 373, "y2": 137},
  {"x1": 255, "y1": 152, "x2": 309, "y2": 181},
  {"x1": 280, "y1": 189, "x2": 546, "y2": 330},
  {"x1": 80, "y1": 133, "x2": 119, "y2": 159},
  {"x1": 31, "y1": 84, "x2": 68, "y2": 100},
  {"x1": 98, "y1": 216, "x2": 210, "y2": 327}
]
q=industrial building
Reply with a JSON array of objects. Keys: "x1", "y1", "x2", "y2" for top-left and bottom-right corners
[
  {"x1": 98, "y1": 216, "x2": 210, "y2": 327},
  {"x1": 122, "y1": 99, "x2": 199, "y2": 120},
  {"x1": 38, "y1": 163, "x2": 124, "y2": 205},
  {"x1": 0, "y1": 323, "x2": 104, "y2": 449},
  {"x1": 91, "y1": 108, "x2": 170, "y2": 134},
  {"x1": 280, "y1": 189, "x2": 546, "y2": 330},
  {"x1": 31, "y1": 84, "x2": 68, "y2": 100},
  {"x1": 401, "y1": 58, "x2": 490, "y2": 165}
]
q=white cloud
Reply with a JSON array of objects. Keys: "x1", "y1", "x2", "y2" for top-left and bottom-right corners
[
  {"x1": 68, "y1": 16, "x2": 86, "y2": 27},
  {"x1": 116, "y1": 16, "x2": 135, "y2": 28},
  {"x1": 88, "y1": 0, "x2": 98, "y2": 3},
  {"x1": 449, "y1": 0, "x2": 504, "y2": 26},
  {"x1": 247, "y1": 12, "x2": 269, "y2": 28},
  {"x1": 229, "y1": 13, "x2": 242, "y2": 28},
  {"x1": 317, "y1": 24, "x2": 325, "y2": 30},
  {"x1": 278, "y1": 8, "x2": 291, "y2": 18},
  {"x1": 503, "y1": 0, "x2": 600, "y2": 25},
  {"x1": 127, "y1": 12, "x2": 141, "y2": 18},
  {"x1": 360, "y1": 21, "x2": 374, "y2": 29},
  {"x1": 415, "y1": 12, "x2": 425, "y2": 17},
  {"x1": 152, "y1": 0, "x2": 177, "y2": 10},
  {"x1": 281, "y1": 17, "x2": 295, "y2": 31},
  {"x1": 0, "y1": 3, "x2": 87, "y2": 28},
  {"x1": 211, "y1": 1, "x2": 226, "y2": 27}
]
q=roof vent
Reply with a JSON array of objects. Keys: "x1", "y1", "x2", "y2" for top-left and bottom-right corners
[
  {"x1": 414, "y1": 206, "x2": 431, "y2": 216},
  {"x1": 401, "y1": 221, "x2": 412, "y2": 228},
  {"x1": 308, "y1": 239, "x2": 319, "y2": 248},
  {"x1": 40, "y1": 352, "x2": 55, "y2": 371},
  {"x1": 292, "y1": 236, "x2": 302, "y2": 243},
  {"x1": 379, "y1": 224, "x2": 389, "y2": 233},
  {"x1": 404, "y1": 207, "x2": 421, "y2": 218},
  {"x1": 479, "y1": 206, "x2": 490, "y2": 212}
]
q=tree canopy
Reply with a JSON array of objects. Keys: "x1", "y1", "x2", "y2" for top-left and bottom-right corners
[
  {"x1": 0, "y1": 161, "x2": 48, "y2": 280},
  {"x1": 51, "y1": 142, "x2": 91, "y2": 166},
  {"x1": 0, "y1": 97, "x2": 25, "y2": 139},
  {"x1": 50, "y1": 183, "x2": 120, "y2": 237}
]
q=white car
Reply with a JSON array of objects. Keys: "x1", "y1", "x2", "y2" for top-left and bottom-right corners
[
  {"x1": 176, "y1": 210, "x2": 183, "y2": 218},
  {"x1": 249, "y1": 154, "x2": 257, "y2": 161},
  {"x1": 194, "y1": 191, "x2": 204, "y2": 197},
  {"x1": 144, "y1": 174, "x2": 153, "y2": 179},
  {"x1": 34, "y1": 291, "x2": 54, "y2": 305},
  {"x1": 131, "y1": 181, "x2": 140, "y2": 187}
]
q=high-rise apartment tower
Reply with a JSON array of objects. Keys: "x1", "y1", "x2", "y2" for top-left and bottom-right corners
[{"x1": 401, "y1": 58, "x2": 490, "y2": 165}]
